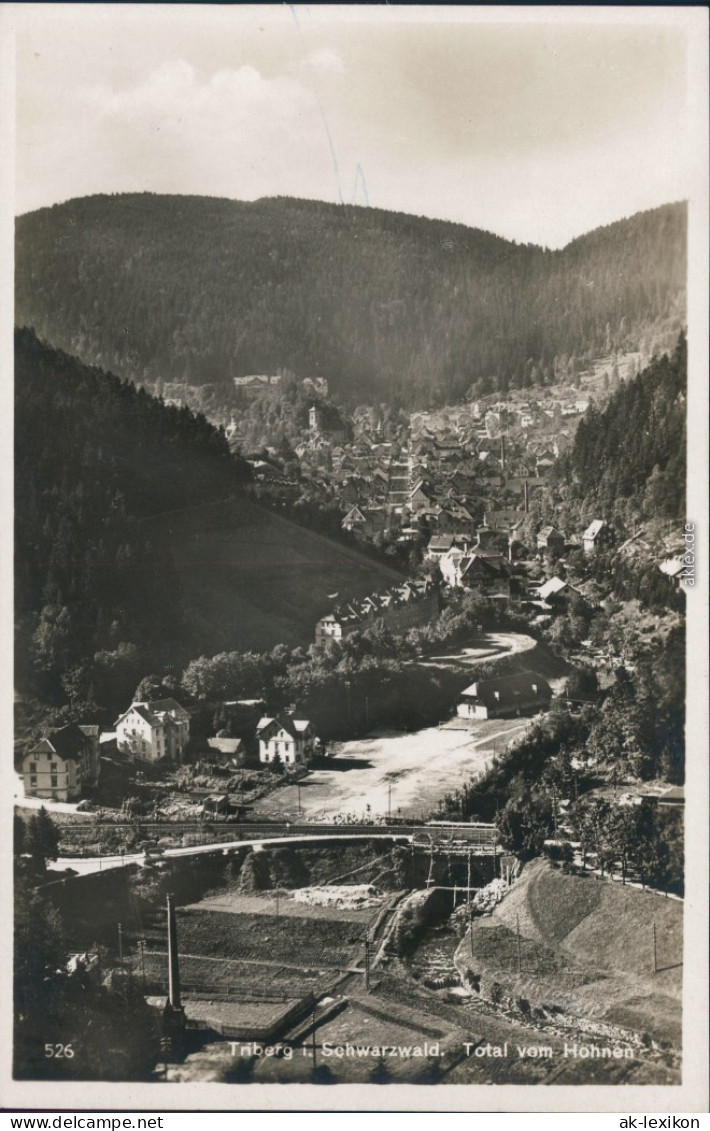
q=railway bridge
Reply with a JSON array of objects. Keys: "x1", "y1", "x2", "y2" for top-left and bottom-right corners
[{"x1": 55, "y1": 820, "x2": 500, "y2": 876}]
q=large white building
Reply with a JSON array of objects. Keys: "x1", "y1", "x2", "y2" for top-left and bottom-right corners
[{"x1": 114, "y1": 699, "x2": 190, "y2": 763}]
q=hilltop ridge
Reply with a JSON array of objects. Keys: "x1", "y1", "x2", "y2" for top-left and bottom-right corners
[{"x1": 15, "y1": 194, "x2": 686, "y2": 407}]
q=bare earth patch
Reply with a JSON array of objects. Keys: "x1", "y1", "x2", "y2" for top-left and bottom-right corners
[
  {"x1": 252, "y1": 716, "x2": 530, "y2": 822},
  {"x1": 186, "y1": 889, "x2": 382, "y2": 923}
]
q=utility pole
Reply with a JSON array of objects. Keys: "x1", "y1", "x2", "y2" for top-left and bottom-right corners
[
  {"x1": 426, "y1": 843, "x2": 434, "y2": 888},
  {"x1": 652, "y1": 921, "x2": 657, "y2": 975},
  {"x1": 364, "y1": 933, "x2": 371, "y2": 992},
  {"x1": 469, "y1": 897, "x2": 474, "y2": 957},
  {"x1": 388, "y1": 782, "x2": 392, "y2": 822}
]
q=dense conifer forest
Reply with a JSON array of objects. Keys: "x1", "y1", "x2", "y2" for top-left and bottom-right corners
[
  {"x1": 556, "y1": 333, "x2": 686, "y2": 528},
  {"x1": 14, "y1": 330, "x2": 403, "y2": 718},
  {"x1": 521, "y1": 333, "x2": 687, "y2": 614},
  {"x1": 15, "y1": 194, "x2": 686, "y2": 406}
]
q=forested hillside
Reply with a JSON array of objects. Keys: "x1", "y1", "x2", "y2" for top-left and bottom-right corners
[
  {"x1": 15, "y1": 329, "x2": 249, "y2": 707},
  {"x1": 541, "y1": 333, "x2": 686, "y2": 536},
  {"x1": 15, "y1": 194, "x2": 686, "y2": 406}
]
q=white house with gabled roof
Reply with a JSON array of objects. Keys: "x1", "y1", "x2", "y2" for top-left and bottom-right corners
[
  {"x1": 256, "y1": 714, "x2": 316, "y2": 766},
  {"x1": 582, "y1": 519, "x2": 609, "y2": 554},
  {"x1": 114, "y1": 698, "x2": 190, "y2": 763}
]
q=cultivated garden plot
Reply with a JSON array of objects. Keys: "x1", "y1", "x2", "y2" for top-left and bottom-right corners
[{"x1": 175, "y1": 907, "x2": 367, "y2": 970}]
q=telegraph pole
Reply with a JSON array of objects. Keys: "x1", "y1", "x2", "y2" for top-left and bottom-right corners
[
  {"x1": 364, "y1": 934, "x2": 371, "y2": 992},
  {"x1": 469, "y1": 897, "x2": 474, "y2": 957},
  {"x1": 652, "y1": 921, "x2": 657, "y2": 974}
]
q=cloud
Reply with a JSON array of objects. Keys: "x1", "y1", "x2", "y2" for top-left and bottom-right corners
[
  {"x1": 67, "y1": 60, "x2": 347, "y2": 204},
  {"x1": 15, "y1": 11, "x2": 694, "y2": 245}
]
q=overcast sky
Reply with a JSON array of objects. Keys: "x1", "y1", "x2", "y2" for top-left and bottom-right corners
[{"x1": 12, "y1": 4, "x2": 699, "y2": 247}]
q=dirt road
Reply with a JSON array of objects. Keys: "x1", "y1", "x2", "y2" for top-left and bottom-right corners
[{"x1": 419, "y1": 631, "x2": 537, "y2": 670}]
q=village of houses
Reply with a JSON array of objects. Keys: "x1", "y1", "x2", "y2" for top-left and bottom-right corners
[{"x1": 19, "y1": 359, "x2": 685, "y2": 826}]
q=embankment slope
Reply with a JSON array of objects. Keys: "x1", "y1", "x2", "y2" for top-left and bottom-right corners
[{"x1": 458, "y1": 858, "x2": 682, "y2": 1047}]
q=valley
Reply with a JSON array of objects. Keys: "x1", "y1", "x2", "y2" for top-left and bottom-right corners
[{"x1": 13, "y1": 192, "x2": 689, "y2": 1091}]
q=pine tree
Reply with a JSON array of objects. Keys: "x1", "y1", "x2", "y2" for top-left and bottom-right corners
[{"x1": 27, "y1": 807, "x2": 60, "y2": 871}]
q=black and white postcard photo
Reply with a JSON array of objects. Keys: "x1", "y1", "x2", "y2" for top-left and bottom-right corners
[{"x1": 2, "y1": 2, "x2": 708, "y2": 1116}]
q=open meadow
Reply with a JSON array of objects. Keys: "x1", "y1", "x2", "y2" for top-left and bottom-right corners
[{"x1": 153, "y1": 495, "x2": 403, "y2": 653}]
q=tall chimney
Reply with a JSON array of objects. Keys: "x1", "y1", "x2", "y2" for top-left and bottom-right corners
[{"x1": 162, "y1": 893, "x2": 186, "y2": 1053}]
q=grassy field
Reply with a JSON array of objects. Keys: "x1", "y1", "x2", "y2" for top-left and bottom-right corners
[
  {"x1": 460, "y1": 859, "x2": 683, "y2": 1048},
  {"x1": 152, "y1": 495, "x2": 403, "y2": 653}
]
